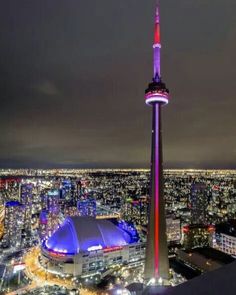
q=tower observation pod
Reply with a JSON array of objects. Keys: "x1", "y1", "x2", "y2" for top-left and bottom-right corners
[{"x1": 144, "y1": 1, "x2": 170, "y2": 284}]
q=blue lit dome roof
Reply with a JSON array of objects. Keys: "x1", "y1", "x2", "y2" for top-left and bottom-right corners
[
  {"x1": 44, "y1": 216, "x2": 132, "y2": 255},
  {"x1": 5, "y1": 200, "x2": 23, "y2": 207}
]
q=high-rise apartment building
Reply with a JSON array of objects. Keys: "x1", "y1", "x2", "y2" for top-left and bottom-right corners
[
  {"x1": 20, "y1": 183, "x2": 33, "y2": 232},
  {"x1": 190, "y1": 183, "x2": 208, "y2": 225},
  {"x1": 182, "y1": 224, "x2": 214, "y2": 250},
  {"x1": 40, "y1": 189, "x2": 61, "y2": 238},
  {"x1": 122, "y1": 197, "x2": 149, "y2": 227},
  {"x1": 4, "y1": 201, "x2": 24, "y2": 247},
  {"x1": 166, "y1": 217, "x2": 181, "y2": 244},
  {"x1": 77, "y1": 198, "x2": 96, "y2": 217},
  {"x1": 214, "y1": 220, "x2": 236, "y2": 256}
]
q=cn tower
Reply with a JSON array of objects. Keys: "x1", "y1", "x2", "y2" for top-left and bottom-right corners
[{"x1": 144, "y1": 1, "x2": 170, "y2": 282}]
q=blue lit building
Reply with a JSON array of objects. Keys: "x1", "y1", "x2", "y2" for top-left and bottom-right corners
[
  {"x1": 77, "y1": 198, "x2": 96, "y2": 217},
  {"x1": 40, "y1": 216, "x2": 145, "y2": 277}
]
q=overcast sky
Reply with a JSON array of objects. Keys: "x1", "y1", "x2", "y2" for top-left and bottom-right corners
[{"x1": 0, "y1": 0, "x2": 235, "y2": 169}]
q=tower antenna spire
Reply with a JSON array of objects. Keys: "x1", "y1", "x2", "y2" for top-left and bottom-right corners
[
  {"x1": 153, "y1": 0, "x2": 161, "y2": 81},
  {"x1": 155, "y1": 0, "x2": 160, "y2": 23}
]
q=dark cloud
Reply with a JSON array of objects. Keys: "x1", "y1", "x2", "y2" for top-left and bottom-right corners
[{"x1": 0, "y1": 0, "x2": 235, "y2": 168}]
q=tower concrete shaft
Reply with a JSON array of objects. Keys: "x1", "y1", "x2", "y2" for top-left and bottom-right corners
[
  {"x1": 144, "y1": 1, "x2": 170, "y2": 281},
  {"x1": 144, "y1": 103, "x2": 169, "y2": 280}
]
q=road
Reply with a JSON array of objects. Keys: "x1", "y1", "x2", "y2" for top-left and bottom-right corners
[
  {"x1": 6, "y1": 282, "x2": 37, "y2": 295},
  {"x1": 22, "y1": 247, "x2": 96, "y2": 295}
]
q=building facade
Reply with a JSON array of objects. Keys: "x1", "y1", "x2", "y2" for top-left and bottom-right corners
[
  {"x1": 77, "y1": 198, "x2": 96, "y2": 217},
  {"x1": 214, "y1": 220, "x2": 236, "y2": 257},
  {"x1": 166, "y1": 217, "x2": 181, "y2": 244},
  {"x1": 4, "y1": 201, "x2": 24, "y2": 247},
  {"x1": 182, "y1": 224, "x2": 214, "y2": 250},
  {"x1": 190, "y1": 183, "x2": 208, "y2": 225},
  {"x1": 20, "y1": 183, "x2": 33, "y2": 232},
  {"x1": 39, "y1": 189, "x2": 61, "y2": 239}
]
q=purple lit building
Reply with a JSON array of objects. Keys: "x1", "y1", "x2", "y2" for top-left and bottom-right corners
[
  {"x1": 40, "y1": 189, "x2": 61, "y2": 238},
  {"x1": 40, "y1": 216, "x2": 144, "y2": 277},
  {"x1": 39, "y1": 209, "x2": 48, "y2": 240},
  {"x1": 144, "y1": 1, "x2": 170, "y2": 282}
]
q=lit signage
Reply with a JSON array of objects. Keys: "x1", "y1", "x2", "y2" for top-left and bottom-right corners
[
  {"x1": 87, "y1": 245, "x2": 103, "y2": 252},
  {"x1": 50, "y1": 252, "x2": 66, "y2": 258},
  {"x1": 103, "y1": 246, "x2": 123, "y2": 253},
  {"x1": 13, "y1": 264, "x2": 25, "y2": 273}
]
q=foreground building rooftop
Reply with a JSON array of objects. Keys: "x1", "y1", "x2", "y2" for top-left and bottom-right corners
[
  {"x1": 215, "y1": 219, "x2": 236, "y2": 237},
  {"x1": 143, "y1": 261, "x2": 236, "y2": 295}
]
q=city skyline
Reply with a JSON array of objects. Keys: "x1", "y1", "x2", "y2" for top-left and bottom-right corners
[
  {"x1": 0, "y1": 168, "x2": 236, "y2": 294},
  {"x1": 0, "y1": 1, "x2": 236, "y2": 293},
  {"x1": 0, "y1": 0, "x2": 235, "y2": 169}
]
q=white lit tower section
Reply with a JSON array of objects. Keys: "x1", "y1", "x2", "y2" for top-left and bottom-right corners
[
  {"x1": 20, "y1": 183, "x2": 33, "y2": 232},
  {"x1": 144, "y1": 2, "x2": 170, "y2": 282}
]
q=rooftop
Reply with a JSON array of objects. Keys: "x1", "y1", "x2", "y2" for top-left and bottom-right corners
[
  {"x1": 164, "y1": 261, "x2": 236, "y2": 295},
  {"x1": 5, "y1": 200, "x2": 23, "y2": 207},
  {"x1": 215, "y1": 219, "x2": 236, "y2": 237},
  {"x1": 189, "y1": 247, "x2": 234, "y2": 265}
]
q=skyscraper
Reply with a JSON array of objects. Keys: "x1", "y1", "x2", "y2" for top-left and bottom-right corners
[
  {"x1": 166, "y1": 216, "x2": 181, "y2": 245},
  {"x1": 4, "y1": 201, "x2": 24, "y2": 247},
  {"x1": 46, "y1": 189, "x2": 61, "y2": 237},
  {"x1": 47, "y1": 189, "x2": 60, "y2": 215},
  {"x1": 20, "y1": 183, "x2": 33, "y2": 232},
  {"x1": 190, "y1": 183, "x2": 208, "y2": 225},
  {"x1": 39, "y1": 209, "x2": 48, "y2": 240},
  {"x1": 144, "y1": 1, "x2": 170, "y2": 282},
  {"x1": 122, "y1": 197, "x2": 148, "y2": 227},
  {"x1": 77, "y1": 198, "x2": 96, "y2": 217}
]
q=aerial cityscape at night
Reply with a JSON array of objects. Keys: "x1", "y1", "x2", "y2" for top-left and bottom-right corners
[
  {"x1": 0, "y1": 0, "x2": 235, "y2": 294},
  {"x1": 0, "y1": 169, "x2": 236, "y2": 294}
]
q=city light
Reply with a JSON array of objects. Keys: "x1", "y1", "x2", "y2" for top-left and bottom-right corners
[{"x1": 0, "y1": 0, "x2": 234, "y2": 293}]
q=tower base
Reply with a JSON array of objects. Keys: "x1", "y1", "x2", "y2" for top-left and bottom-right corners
[{"x1": 142, "y1": 285, "x2": 171, "y2": 295}]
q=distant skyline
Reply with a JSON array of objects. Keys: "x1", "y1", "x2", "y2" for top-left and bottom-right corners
[{"x1": 0, "y1": 0, "x2": 235, "y2": 169}]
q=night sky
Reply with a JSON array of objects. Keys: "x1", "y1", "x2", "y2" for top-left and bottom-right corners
[{"x1": 0, "y1": 0, "x2": 235, "y2": 169}]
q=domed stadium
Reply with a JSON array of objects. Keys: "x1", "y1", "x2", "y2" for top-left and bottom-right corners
[
  {"x1": 40, "y1": 216, "x2": 144, "y2": 278},
  {"x1": 43, "y1": 216, "x2": 133, "y2": 255}
]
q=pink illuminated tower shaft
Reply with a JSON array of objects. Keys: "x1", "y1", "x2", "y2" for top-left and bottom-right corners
[{"x1": 144, "y1": 1, "x2": 169, "y2": 281}]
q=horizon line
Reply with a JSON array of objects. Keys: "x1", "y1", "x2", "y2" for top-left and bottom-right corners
[{"x1": 0, "y1": 168, "x2": 236, "y2": 172}]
